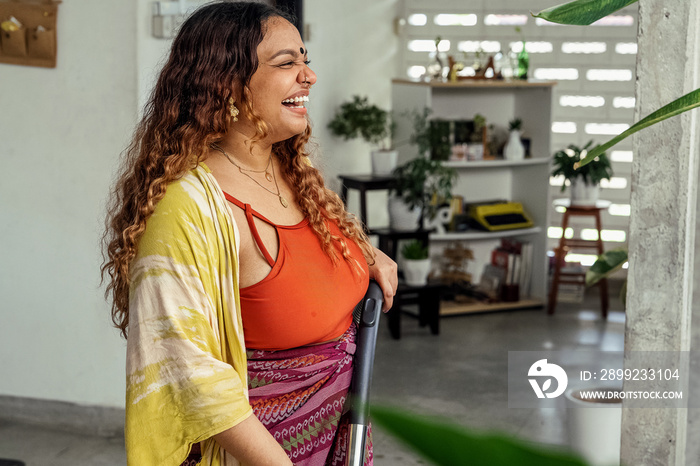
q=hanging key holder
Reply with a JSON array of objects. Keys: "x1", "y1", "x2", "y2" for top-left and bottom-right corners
[{"x1": 0, "y1": 0, "x2": 61, "y2": 68}]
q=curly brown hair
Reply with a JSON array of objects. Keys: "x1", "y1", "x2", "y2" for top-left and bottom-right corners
[{"x1": 102, "y1": 1, "x2": 373, "y2": 338}]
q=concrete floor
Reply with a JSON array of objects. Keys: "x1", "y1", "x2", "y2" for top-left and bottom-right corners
[
  {"x1": 0, "y1": 287, "x2": 624, "y2": 465},
  {"x1": 371, "y1": 286, "x2": 625, "y2": 465}
]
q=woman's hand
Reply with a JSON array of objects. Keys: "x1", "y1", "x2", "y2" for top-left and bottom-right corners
[{"x1": 368, "y1": 246, "x2": 398, "y2": 312}]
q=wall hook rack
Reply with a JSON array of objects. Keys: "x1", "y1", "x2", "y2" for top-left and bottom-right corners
[{"x1": 0, "y1": 0, "x2": 61, "y2": 68}]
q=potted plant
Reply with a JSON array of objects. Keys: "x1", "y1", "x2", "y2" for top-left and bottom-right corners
[
  {"x1": 503, "y1": 117, "x2": 525, "y2": 161},
  {"x1": 327, "y1": 95, "x2": 397, "y2": 175},
  {"x1": 551, "y1": 140, "x2": 613, "y2": 205},
  {"x1": 467, "y1": 114, "x2": 488, "y2": 160},
  {"x1": 389, "y1": 157, "x2": 457, "y2": 231},
  {"x1": 565, "y1": 386, "x2": 623, "y2": 466},
  {"x1": 409, "y1": 107, "x2": 452, "y2": 161},
  {"x1": 401, "y1": 239, "x2": 431, "y2": 286}
]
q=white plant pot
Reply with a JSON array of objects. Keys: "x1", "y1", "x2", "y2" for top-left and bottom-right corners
[
  {"x1": 371, "y1": 149, "x2": 398, "y2": 176},
  {"x1": 570, "y1": 179, "x2": 600, "y2": 206},
  {"x1": 565, "y1": 388, "x2": 622, "y2": 466},
  {"x1": 504, "y1": 130, "x2": 525, "y2": 161},
  {"x1": 388, "y1": 196, "x2": 421, "y2": 231},
  {"x1": 403, "y1": 258, "x2": 431, "y2": 286}
]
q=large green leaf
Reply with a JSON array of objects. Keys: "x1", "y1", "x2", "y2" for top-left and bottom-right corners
[
  {"x1": 371, "y1": 405, "x2": 588, "y2": 466},
  {"x1": 586, "y1": 248, "x2": 628, "y2": 287},
  {"x1": 533, "y1": 0, "x2": 638, "y2": 26},
  {"x1": 577, "y1": 88, "x2": 700, "y2": 168}
]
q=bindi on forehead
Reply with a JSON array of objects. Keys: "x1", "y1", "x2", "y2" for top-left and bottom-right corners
[{"x1": 300, "y1": 47, "x2": 305, "y2": 55}]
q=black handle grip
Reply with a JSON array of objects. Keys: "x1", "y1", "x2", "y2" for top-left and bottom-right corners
[{"x1": 347, "y1": 280, "x2": 383, "y2": 426}]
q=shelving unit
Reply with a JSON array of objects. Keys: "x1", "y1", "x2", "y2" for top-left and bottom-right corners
[
  {"x1": 391, "y1": 78, "x2": 555, "y2": 314},
  {"x1": 431, "y1": 227, "x2": 542, "y2": 242},
  {"x1": 442, "y1": 158, "x2": 550, "y2": 169},
  {"x1": 441, "y1": 299, "x2": 544, "y2": 316}
]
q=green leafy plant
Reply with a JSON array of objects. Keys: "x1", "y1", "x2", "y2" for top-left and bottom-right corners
[
  {"x1": 533, "y1": 0, "x2": 700, "y2": 168},
  {"x1": 327, "y1": 95, "x2": 395, "y2": 150},
  {"x1": 508, "y1": 118, "x2": 523, "y2": 132},
  {"x1": 390, "y1": 157, "x2": 457, "y2": 221},
  {"x1": 534, "y1": 0, "x2": 639, "y2": 26},
  {"x1": 407, "y1": 108, "x2": 451, "y2": 161},
  {"x1": 401, "y1": 240, "x2": 429, "y2": 260},
  {"x1": 586, "y1": 247, "x2": 629, "y2": 306},
  {"x1": 471, "y1": 113, "x2": 487, "y2": 142},
  {"x1": 408, "y1": 107, "x2": 433, "y2": 158},
  {"x1": 371, "y1": 405, "x2": 588, "y2": 466},
  {"x1": 551, "y1": 140, "x2": 612, "y2": 191}
]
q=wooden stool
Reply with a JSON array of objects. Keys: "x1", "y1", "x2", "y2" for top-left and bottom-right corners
[
  {"x1": 387, "y1": 282, "x2": 442, "y2": 339},
  {"x1": 338, "y1": 173, "x2": 444, "y2": 338},
  {"x1": 548, "y1": 199, "x2": 610, "y2": 318},
  {"x1": 338, "y1": 174, "x2": 394, "y2": 229}
]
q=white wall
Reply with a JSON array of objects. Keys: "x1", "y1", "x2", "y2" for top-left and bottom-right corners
[
  {"x1": 0, "y1": 0, "x2": 184, "y2": 409},
  {"x1": 0, "y1": 1, "x2": 135, "y2": 407},
  {"x1": 304, "y1": 0, "x2": 400, "y2": 228}
]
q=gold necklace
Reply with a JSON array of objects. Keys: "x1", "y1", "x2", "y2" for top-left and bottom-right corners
[
  {"x1": 211, "y1": 142, "x2": 273, "y2": 182},
  {"x1": 211, "y1": 144, "x2": 289, "y2": 208}
]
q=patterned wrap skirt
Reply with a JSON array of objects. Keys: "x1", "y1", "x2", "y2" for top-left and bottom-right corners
[
  {"x1": 247, "y1": 323, "x2": 372, "y2": 466},
  {"x1": 180, "y1": 324, "x2": 372, "y2": 466}
]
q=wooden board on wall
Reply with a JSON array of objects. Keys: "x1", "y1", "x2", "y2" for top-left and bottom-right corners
[{"x1": 0, "y1": 0, "x2": 61, "y2": 68}]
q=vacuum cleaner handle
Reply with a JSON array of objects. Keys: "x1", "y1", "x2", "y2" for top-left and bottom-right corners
[
  {"x1": 345, "y1": 280, "x2": 383, "y2": 466},
  {"x1": 348, "y1": 280, "x2": 383, "y2": 424}
]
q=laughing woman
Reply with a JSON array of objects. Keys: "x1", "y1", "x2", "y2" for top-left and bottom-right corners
[{"x1": 101, "y1": 2, "x2": 397, "y2": 465}]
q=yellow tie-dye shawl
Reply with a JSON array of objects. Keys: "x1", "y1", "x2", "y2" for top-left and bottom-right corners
[{"x1": 126, "y1": 164, "x2": 252, "y2": 466}]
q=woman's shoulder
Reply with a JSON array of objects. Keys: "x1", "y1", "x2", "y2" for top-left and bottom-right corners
[
  {"x1": 139, "y1": 167, "x2": 230, "y2": 256},
  {"x1": 141, "y1": 165, "x2": 225, "y2": 243},
  {"x1": 155, "y1": 165, "x2": 212, "y2": 213}
]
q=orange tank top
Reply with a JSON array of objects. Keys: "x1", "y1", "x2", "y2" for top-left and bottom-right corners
[{"x1": 224, "y1": 191, "x2": 369, "y2": 351}]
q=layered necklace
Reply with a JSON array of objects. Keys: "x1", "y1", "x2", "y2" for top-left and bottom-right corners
[{"x1": 210, "y1": 143, "x2": 289, "y2": 208}]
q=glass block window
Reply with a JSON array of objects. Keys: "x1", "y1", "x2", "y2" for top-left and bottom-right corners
[
  {"x1": 484, "y1": 14, "x2": 527, "y2": 26},
  {"x1": 408, "y1": 14, "x2": 427, "y2": 26},
  {"x1": 434, "y1": 14, "x2": 477, "y2": 26},
  {"x1": 562, "y1": 42, "x2": 607, "y2": 54}
]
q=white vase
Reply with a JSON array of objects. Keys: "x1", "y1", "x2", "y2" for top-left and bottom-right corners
[
  {"x1": 566, "y1": 388, "x2": 622, "y2": 466},
  {"x1": 371, "y1": 149, "x2": 398, "y2": 176},
  {"x1": 570, "y1": 179, "x2": 600, "y2": 206},
  {"x1": 504, "y1": 130, "x2": 525, "y2": 161},
  {"x1": 403, "y1": 258, "x2": 431, "y2": 286},
  {"x1": 388, "y1": 196, "x2": 421, "y2": 231}
]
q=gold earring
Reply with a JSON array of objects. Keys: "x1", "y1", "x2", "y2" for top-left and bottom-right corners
[{"x1": 228, "y1": 97, "x2": 239, "y2": 122}]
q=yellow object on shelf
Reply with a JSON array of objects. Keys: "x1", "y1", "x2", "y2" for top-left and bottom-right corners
[
  {"x1": 469, "y1": 202, "x2": 534, "y2": 231},
  {"x1": 1, "y1": 16, "x2": 22, "y2": 32}
]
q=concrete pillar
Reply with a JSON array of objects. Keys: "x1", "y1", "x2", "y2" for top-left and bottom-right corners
[
  {"x1": 621, "y1": 1, "x2": 700, "y2": 465},
  {"x1": 689, "y1": 202, "x2": 700, "y2": 461}
]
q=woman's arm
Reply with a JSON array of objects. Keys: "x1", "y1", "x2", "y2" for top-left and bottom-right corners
[
  {"x1": 213, "y1": 415, "x2": 293, "y2": 465},
  {"x1": 367, "y1": 246, "x2": 398, "y2": 311}
]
